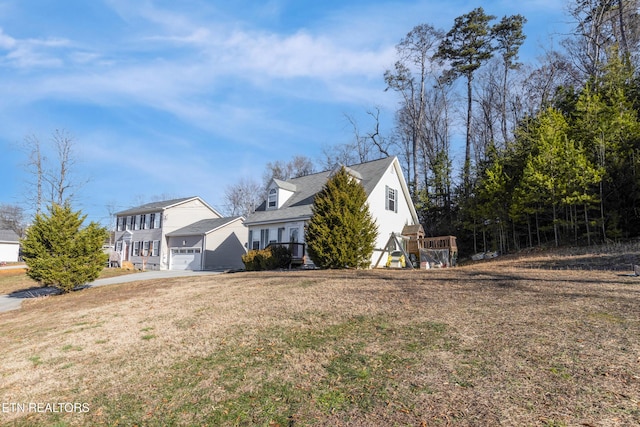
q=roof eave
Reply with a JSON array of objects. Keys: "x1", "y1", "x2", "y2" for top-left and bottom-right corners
[{"x1": 244, "y1": 215, "x2": 311, "y2": 227}]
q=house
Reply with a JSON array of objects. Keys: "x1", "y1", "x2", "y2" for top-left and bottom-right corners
[
  {"x1": 113, "y1": 196, "x2": 246, "y2": 271},
  {"x1": 0, "y1": 230, "x2": 20, "y2": 263},
  {"x1": 244, "y1": 156, "x2": 419, "y2": 267}
]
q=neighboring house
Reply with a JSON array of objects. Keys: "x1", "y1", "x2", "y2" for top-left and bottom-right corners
[
  {"x1": 113, "y1": 197, "x2": 246, "y2": 271},
  {"x1": 166, "y1": 217, "x2": 246, "y2": 270},
  {"x1": 244, "y1": 156, "x2": 419, "y2": 267},
  {"x1": 0, "y1": 230, "x2": 20, "y2": 263}
]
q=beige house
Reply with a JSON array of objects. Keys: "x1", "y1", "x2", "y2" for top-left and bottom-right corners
[{"x1": 113, "y1": 196, "x2": 246, "y2": 271}]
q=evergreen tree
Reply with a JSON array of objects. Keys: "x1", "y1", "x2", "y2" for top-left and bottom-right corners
[
  {"x1": 305, "y1": 167, "x2": 378, "y2": 269},
  {"x1": 21, "y1": 203, "x2": 108, "y2": 293},
  {"x1": 513, "y1": 108, "x2": 602, "y2": 247},
  {"x1": 437, "y1": 7, "x2": 496, "y2": 192},
  {"x1": 573, "y1": 51, "x2": 640, "y2": 238}
]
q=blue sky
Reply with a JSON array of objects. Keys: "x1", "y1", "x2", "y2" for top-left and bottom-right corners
[{"x1": 0, "y1": 0, "x2": 570, "y2": 225}]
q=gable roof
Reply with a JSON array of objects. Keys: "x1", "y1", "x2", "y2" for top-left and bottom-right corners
[
  {"x1": 115, "y1": 196, "x2": 220, "y2": 216},
  {"x1": 166, "y1": 217, "x2": 244, "y2": 236},
  {"x1": 245, "y1": 156, "x2": 397, "y2": 225},
  {"x1": 0, "y1": 229, "x2": 19, "y2": 243},
  {"x1": 272, "y1": 179, "x2": 297, "y2": 192}
]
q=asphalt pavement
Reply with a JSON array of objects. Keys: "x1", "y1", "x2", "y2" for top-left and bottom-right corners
[{"x1": 0, "y1": 269, "x2": 222, "y2": 313}]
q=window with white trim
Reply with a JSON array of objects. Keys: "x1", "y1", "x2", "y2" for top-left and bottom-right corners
[
  {"x1": 268, "y1": 188, "x2": 277, "y2": 208},
  {"x1": 386, "y1": 185, "x2": 398, "y2": 213},
  {"x1": 133, "y1": 241, "x2": 140, "y2": 256},
  {"x1": 153, "y1": 213, "x2": 161, "y2": 228},
  {"x1": 143, "y1": 241, "x2": 150, "y2": 256},
  {"x1": 152, "y1": 240, "x2": 159, "y2": 256},
  {"x1": 116, "y1": 241, "x2": 122, "y2": 252}
]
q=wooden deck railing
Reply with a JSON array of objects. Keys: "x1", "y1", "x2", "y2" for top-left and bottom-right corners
[{"x1": 419, "y1": 236, "x2": 457, "y2": 251}]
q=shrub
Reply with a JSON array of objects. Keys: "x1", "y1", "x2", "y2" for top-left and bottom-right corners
[
  {"x1": 269, "y1": 245, "x2": 293, "y2": 269},
  {"x1": 242, "y1": 245, "x2": 293, "y2": 271},
  {"x1": 20, "y1": 203, "x2": 109, "y2": 293}
]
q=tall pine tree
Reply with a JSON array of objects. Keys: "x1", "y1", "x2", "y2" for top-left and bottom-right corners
[{"x1": 305, "y1": 167, "x2": 378, "y2": 269}]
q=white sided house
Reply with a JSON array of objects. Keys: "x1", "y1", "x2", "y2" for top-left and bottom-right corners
[
  {"x1": 0, "y1": 230, "x2": 20, "y2": 263},
  {"x1": 244, "y1": 156, "x2": 419, "y2": 267},
  {"x1": 113, "y1": 197, "x2": 245, "y2": 271}
]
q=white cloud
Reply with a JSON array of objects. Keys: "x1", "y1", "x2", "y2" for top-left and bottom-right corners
[
  {"x1": 0, "y1": 27, "x2": 71, "y2": 68},
  {"x1": 0, "y1": 27, "x2": 16, "y2": 49}
]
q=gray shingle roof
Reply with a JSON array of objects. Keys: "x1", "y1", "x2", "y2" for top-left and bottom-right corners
[
  {"x1": 166, "y1": 217, "x2": 243, "y2": 236},
  {"x1": 245, "y1": 156, "x2": 396, "y2": 225},
  {"x1": 116, "y1": 196, "x2": 201, "y2": 215},
  {"x1": 0, "y1": 229, "x2": 20, "y2": 242}
]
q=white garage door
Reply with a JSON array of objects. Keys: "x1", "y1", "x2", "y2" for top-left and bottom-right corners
[{"x1": 170, "y1": 248, "x2": 202, "y2": 270}]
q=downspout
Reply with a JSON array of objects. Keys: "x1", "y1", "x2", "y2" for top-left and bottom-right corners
[{"x1": 201, "y1": 233, "x2": 206, "y2": 271}]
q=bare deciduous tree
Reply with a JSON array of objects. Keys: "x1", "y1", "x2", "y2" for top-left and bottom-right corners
[
  {"x1": 0, "y1": 204, "x2": 26, "y2": 236},
  {"x1": 48, "y1": 129, "x2": 78, "y2": 206},
  {"x1": 564, "y1": 0, "x2": 640, "y2": 80},
  {"x1": 22, "y1": 129, "x2": 85, "y2": 213},
  {"x1": 385, "y1": 23, "x2": 444, "y2": 197},
  {"x1": 262, "y1": 155, "x2": 315, "y2": 190},
  {"x1": 223, "y1": 178, "x2": 264, "y2": 217},
  {"x1": 23, "y1": 134, "x2": 44, "y2": 214},
  {"x1": 320, "y1": 142, "x2": 360, "y2": 170}
]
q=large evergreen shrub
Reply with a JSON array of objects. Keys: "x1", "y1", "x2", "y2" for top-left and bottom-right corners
[
  {"x1": 305, "y1": 167, "x2": 378, "y2": 269},
  {"x1": 20, "y1": 203, "x2": 109, "y2": 293}
]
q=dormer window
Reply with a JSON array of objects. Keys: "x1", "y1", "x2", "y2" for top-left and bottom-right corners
[{"x1": 268, "y1": 188, "x2": 277, "y2": 208}]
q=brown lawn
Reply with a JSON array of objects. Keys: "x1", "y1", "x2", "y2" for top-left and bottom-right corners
[
  {"x1": 0, "y1": 251, "x2": 639, "y2": 426},
  {"x1": 0, "y1": 267, "x2": 140, "y2": 296}
]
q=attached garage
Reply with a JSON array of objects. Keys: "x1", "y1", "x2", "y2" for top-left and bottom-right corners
[
  {"x1": 166, "y1": 217, "x2": 246, "y2": 271},
  {"x1": 169, "y1": 248, "x2": 202, "y2": 270}
]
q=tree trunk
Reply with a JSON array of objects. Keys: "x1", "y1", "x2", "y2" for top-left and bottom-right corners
[
  {"x1": 464, "y1": 74, "x2": 473, "y2": 193},
  {"x1": 552, "y1": 203, "x2": 559, "y2": 247},
  {"x1": 501, "y1": 64, "x2": 509, "y2": 144},
  {"x1": 584, "y1": 203, "x2": 591, "y2": 246}
]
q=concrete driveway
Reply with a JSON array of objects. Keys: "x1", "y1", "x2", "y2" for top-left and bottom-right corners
[{"x1": 0, "y1": 269, "x2": 222, "y2": 313}]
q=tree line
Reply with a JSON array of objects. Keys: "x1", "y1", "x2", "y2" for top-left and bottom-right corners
[
  {"x1": 409, "y1": 0, "x2": 640, "y2": 254},
  {"x1": 227, "y1": 1, "x2": 640, "y2": 256}
]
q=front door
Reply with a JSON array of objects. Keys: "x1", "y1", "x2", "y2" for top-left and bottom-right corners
[
  {"x1": 123, "y1": 241, "x2": 130, "y2": 261},
  {"x1": 289, "y1": 227, "x2": 302, "y2": 258},
  {"x1": 289, "y1": 227, "x2": 299, "y2": 243}
]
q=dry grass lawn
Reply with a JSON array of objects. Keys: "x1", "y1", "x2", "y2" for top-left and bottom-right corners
[
  {"x1": 0, "y1": 250, "x2": 639, "y2": 426},
  {"x1": 0, "y1": 267, "x2": 139, "y2": 296}
]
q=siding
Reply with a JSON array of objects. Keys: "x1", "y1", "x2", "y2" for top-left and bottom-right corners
[
  {"x1": 368, "y1": 160, "x2": 416, "y2": 258},
  {"x1": 159, "y1": 199, "x2": 220, "y2": 269},
  {"x1": 0, "y1": 242, "x2": 19, "y2": 262},
  {"x1": 203, "y1": 220, "x2": 247, "y2": 270}
]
